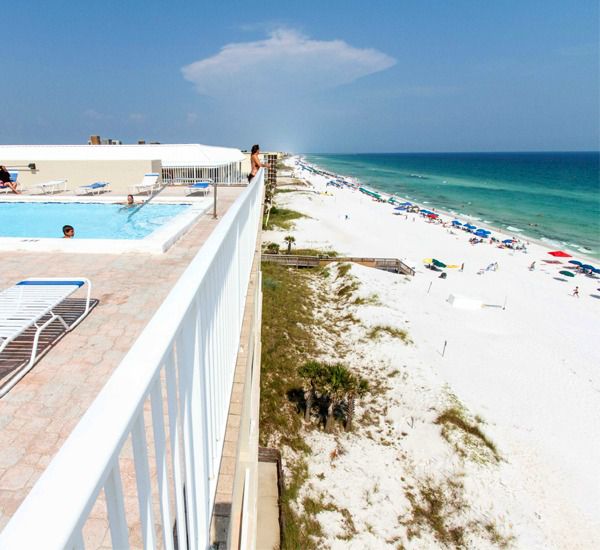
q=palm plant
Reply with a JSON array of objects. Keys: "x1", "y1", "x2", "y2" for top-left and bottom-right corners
[
  {"x1": 284, "y1": 234, "x2": 296, "y2": 254},
  {"x1": 298, "y1": 360, "x2": 326, "y2": 422},
  {"x1": 323, "y1": 364, "x2": 352, "y2": 433},
  {"x1": 345, "y1": 377, "x2": 369, "y2": 432},
  {"x1": 265, "y1": 242, "x2": 280, "y2": 255}
]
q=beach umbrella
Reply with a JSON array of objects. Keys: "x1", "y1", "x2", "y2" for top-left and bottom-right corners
[
  {"x1": 568, "y1": 260, "x2": 583, "y2": 266},
  {"x1": 432, "y1": 259, "x2": 447, "y2": 268},
  {"x1": 502, "y1": 239, "x2": 513, "y2": 244},
  {"x1": 592, "y1": 267, "x2": 600, "y2": 274},
  {"x1": 464, "y1": 223, "x2": 476, "y2": 230},
  {"x1": 394, "y1": 205, "x2": 407, "y2": 211},
  {"x1": 451, "y1": 220, "x2": 462, "y2": 226},
  {"x1": 548, "y1": 251, "x2": 572, "y2": 258},
  {"x1": 581, "y1": 264, "x2": 595, "y2": 270},
  {"x1": 559, "y1": 270, "x2": 575, "y2": 277},
  {"x1": 427, "y1": 213, "x2": 438, "y2": 219}
]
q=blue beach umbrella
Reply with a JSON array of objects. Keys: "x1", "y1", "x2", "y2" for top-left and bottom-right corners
[
  {"x1": 592, "y1": 267, "x2": 600, "y2": 274},
  {"x1": 394, "y1": 206, "x2": 407, "y2": 211},
  {"x1": 568, "y1": 260, "x2": 583, "y2": 266},
  {"x1": 581, "y1": 264, "x2": 595, "y2": 271},
  {"x1": 502, "y1": 238, "x2": 513, "y2": 244},
  {"x1": 451, "y1": 220, "x2": 462, "y2": 226},
  {"x1": 464, "y1": 223, "x2": 476, "y2": 230},
  {"x1": 400, "y1": 201, "x2": 412, "y2": 206}
]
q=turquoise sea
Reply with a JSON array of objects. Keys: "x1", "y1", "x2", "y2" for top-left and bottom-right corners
[{"x1": 305, "y1": 152, "x2": 600, "y2": 259}]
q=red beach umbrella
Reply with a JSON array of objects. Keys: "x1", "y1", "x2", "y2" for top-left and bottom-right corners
[
  {"x1": 548, "y1": 251, "x2": 572, "y2": 258},
  {"x1": 427, "y1": 213, "x2": 438, "y2": 219}
]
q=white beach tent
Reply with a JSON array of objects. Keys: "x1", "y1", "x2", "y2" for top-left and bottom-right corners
[{"x1": 0, "y1": 144, "x2": 246, "y2": 185}]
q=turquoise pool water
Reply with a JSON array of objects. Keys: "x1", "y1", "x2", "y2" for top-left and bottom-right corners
[{"x1": 0, "y1": 202, "x2": 190, "y2": 239}]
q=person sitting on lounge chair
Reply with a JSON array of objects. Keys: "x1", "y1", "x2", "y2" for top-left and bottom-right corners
[{"x1": 0, "y1": 165, "x2": 20, "y2": 194}]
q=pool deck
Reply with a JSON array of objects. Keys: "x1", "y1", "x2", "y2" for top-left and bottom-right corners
[{"x1": 0, "y1": 186, "x2": 244, "y2": 535}]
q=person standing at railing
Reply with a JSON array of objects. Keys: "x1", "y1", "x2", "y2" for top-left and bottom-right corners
[{"x1": 248, "y1": 144, "x2": 268, "y2": 182}]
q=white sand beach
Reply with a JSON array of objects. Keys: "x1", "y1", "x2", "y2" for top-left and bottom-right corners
[{"x1": 263, "y1": 157, "x2": 600, "y2": 548}]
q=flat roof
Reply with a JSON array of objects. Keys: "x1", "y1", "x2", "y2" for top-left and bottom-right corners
[{"x1": 0, "y1": 144, "x2": 245, "y2": 167}]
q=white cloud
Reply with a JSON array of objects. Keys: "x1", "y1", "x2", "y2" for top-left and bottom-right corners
[
  {"x1": 129, "y1": 113, "x2": 145, "y2": 122},
  {"x1": 84, "y1": 109, "x2": 111, "y2": 120},
  {"x1": 181, "y1": 28, "x2": 396, "y2": 97},
  {"x1": 186, "y1": 112, "x2": 199, "y2": 125}
]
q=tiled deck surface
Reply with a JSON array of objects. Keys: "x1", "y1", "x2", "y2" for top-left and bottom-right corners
[{"x1": 0, "y1": 186, "x2": 243, "y2": 531}]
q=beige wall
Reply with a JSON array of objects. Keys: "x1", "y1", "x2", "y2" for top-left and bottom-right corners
[{"x1": 4, "y1": 159, "x2": 162, "y2": 195}]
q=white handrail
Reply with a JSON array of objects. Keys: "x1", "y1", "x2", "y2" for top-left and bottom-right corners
[{"x1": 0, "y1": 170, "x2": 264, "y2": 549}]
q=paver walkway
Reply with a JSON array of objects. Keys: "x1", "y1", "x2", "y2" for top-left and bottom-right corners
[{"x1": 0, "y1": 187, "x2": 243, "y2": 530}]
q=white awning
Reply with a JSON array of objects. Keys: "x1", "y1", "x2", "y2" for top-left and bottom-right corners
[{"x1": 0, "y1": 144, "x2": 245, "y2": 167}]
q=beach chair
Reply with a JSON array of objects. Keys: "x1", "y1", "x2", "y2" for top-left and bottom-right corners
[
  {"x1": 75, "y1": 181, "x2": 111, "y2": 196},
  {"x1": 0, "y1": 278, "x2": 93, "y2": 397},
  {"x1": 131, "y1": 173, "x2": 161, "y2": 195},
  {"x1": 185, "y1": 181, "x2": 212, "y2": 196},
  {"x1": 34, "y1": 179, "x2": 68, "y2": 194},
  {"x1": 0, "y1": 171, "x2": 19, "y2": 194}
]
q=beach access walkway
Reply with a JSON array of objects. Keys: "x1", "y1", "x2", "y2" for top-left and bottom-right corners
[
  {"x1": 0, "y1": 187, "x2": 244, "y2": 541},
  {"x1": 261, "y1": 253, "x2": 416, "y2": 276}
]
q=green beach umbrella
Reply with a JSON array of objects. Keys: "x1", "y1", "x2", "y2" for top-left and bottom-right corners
[
  {"x1": 559, "y1": 270, "x2": 575, "y2": 277},
  {"x1": 432, "y1": 259, "x2": 447, "y2": 268}
]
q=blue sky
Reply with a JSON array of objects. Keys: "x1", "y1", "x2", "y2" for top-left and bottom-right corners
[{"x1": 2, "y1": 1, "x2": 598, "y2": 153}]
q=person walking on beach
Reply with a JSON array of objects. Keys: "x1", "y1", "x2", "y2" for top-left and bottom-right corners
[
  {"x1": 572, "y1": 286, "x2": 579, "y2": 298},
  {"x1": 529, "y1": 261, "x2": 536, "y2": 271},
  {"x1": 248, "y1": 144, "x2": 269, "y2": 182}
]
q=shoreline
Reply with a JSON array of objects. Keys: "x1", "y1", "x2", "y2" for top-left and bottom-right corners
[
  {"x1": 263, "y1": 155, "x2": 600, "y2": 548},
  {"x1": 301, "y1": 155, "x2": 599, "y2": 263}
]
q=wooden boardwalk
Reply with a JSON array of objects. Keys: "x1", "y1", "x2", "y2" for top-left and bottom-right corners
[{"x1": 261, "y1": 254, "x2": 415, "y2": 276}]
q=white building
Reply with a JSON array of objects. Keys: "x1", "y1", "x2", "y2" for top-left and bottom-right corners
[{"x1": 0, "y1": 144, "x2": 246, "y2": 193}]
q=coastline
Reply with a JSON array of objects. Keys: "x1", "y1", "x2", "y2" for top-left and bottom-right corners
[
  {"x1": 262, "y1": 156, "x2": 600, "y2": 548},
  {"x1": 303, "y1": 153, "x2": 599, "y2": 262}
]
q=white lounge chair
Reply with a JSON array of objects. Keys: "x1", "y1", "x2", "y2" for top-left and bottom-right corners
[
  {"x1": 0, "y1": 278, "x2": 92, "y2": 397},
  {"x1": 0, "y1": 171, "x2": 20, "y2": 194},
  {"x1": 35, "y1": 179, "x2": 68, "y2": 194},
  {"x1": 75, "y1": 181, "x2": 111, "y2": 195},
  {"x1": 131, "y1": 173, "x2": 161, "y2": 195},
  {"x1": 185, "y1": 180, "x2": 212, "y2": 196}
]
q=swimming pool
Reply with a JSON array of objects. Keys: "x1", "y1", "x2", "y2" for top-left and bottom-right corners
[
  {"x1": 0, "y1": 198, "x2": 210, "y2": 253},
  {"x1": 0, "y1": 202, "x2": 189, "y2": 239}
]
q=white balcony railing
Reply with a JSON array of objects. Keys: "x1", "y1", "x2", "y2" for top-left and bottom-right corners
[{"x1": 0, "y1": 170, "x2": 264, "y2": 549}]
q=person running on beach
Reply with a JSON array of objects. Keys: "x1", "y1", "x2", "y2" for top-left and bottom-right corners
[
  {"x1": 248, "y1": 144, "x2": 269, "y2": 182},
  {"x1": 572, "y1": 286, "x2": 579, "y2": 298},
  {"x1": 62, "y1": 225, "x2": 75, "y2": 238},
  {"x1": 0, "y1": 165, "x2": 20, "y2": 194}
]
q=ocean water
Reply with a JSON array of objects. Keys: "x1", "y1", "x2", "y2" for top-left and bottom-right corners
[
  {"x1": 0, "y1": 202, "x2": 189, "y2": 239},
  {"x1": 305, "y1": 152, "x2": 600, "y2": 259}
]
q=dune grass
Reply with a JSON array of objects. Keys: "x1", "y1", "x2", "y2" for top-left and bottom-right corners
[
  {"x1": 366, "y1": 324, "x2": 411, "y2": 343},
  {"x1": 264, "y1": 206, "x2": 306, "y2": 230},
  {"x1": 261, "y1": 261, "x2": 325, "y2": 548},
  {"x1": 435, "y1": 405, "x2": 500, "y2": 463}
]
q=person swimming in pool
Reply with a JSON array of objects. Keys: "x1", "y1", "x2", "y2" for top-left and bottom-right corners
[{"x1": 62, "y1": 225, "x2": 74, "y2": 238}]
